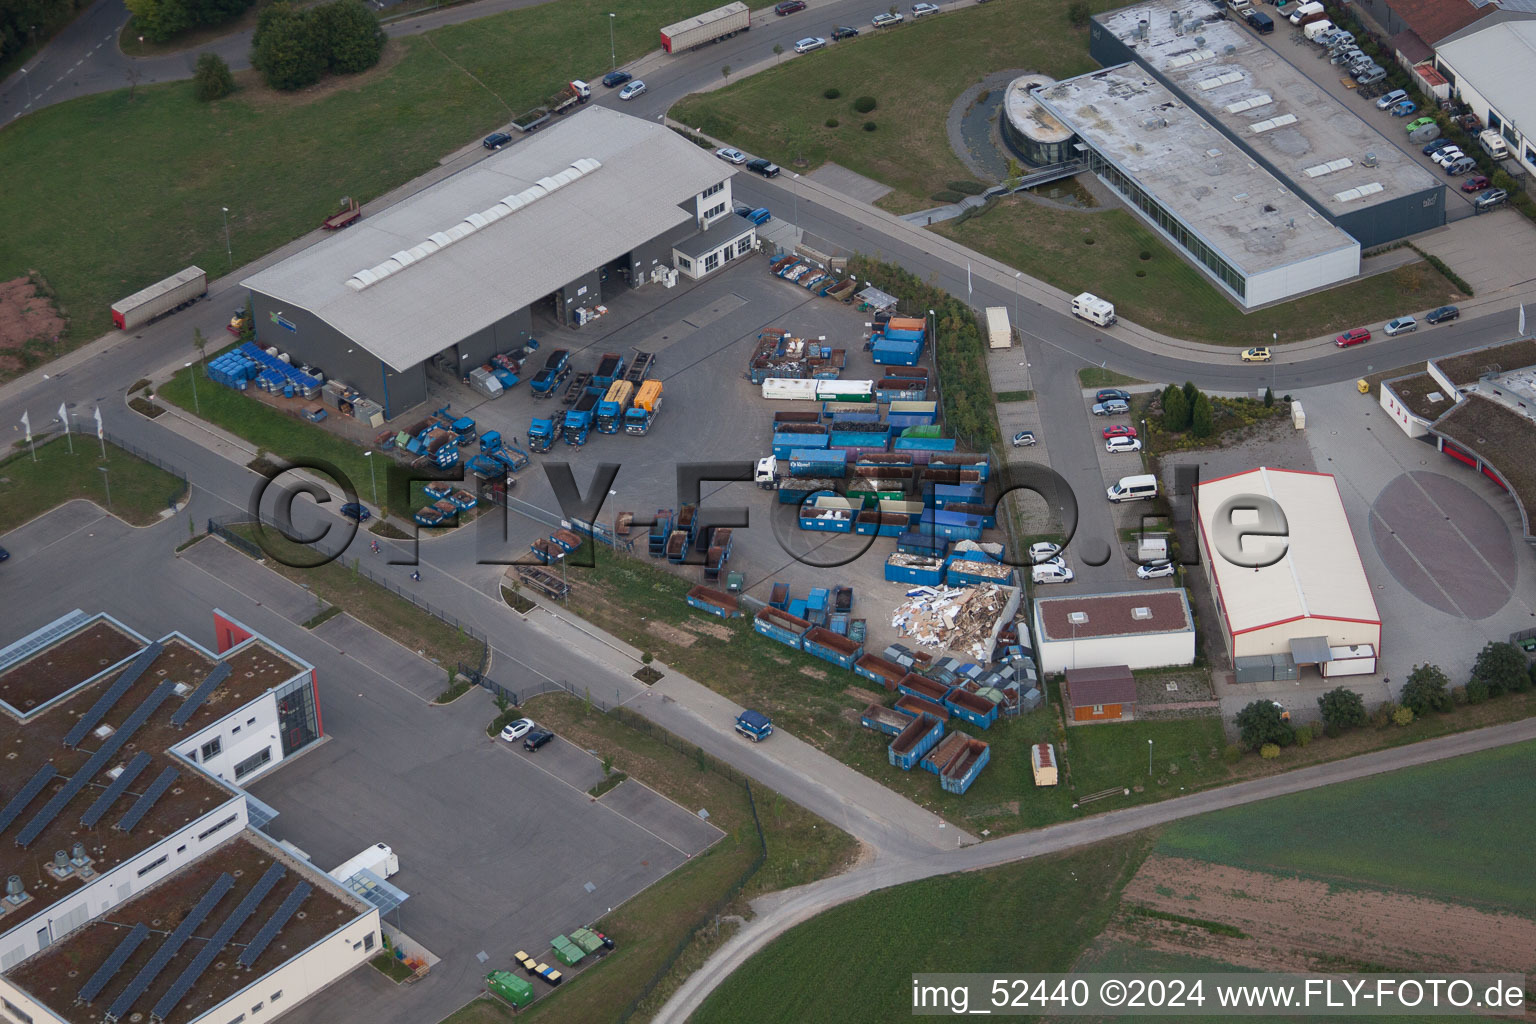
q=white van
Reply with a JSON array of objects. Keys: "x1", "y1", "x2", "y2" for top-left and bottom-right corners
[
  {"x1": 1303, "y1": 19, "x2": 1334, "y2": 41},
  {"x1": 1479, "y1": 130, "x2": 1509, "y2": 160},
  {"x1": 1289, "y1": 1, "x2": 1323, "y2": 23},
  {"x1": 1106, "y1": 473, "x2": 1159, "y2": 502},
  {"x1": 1072, "y1": 292, "x2": 1117, "y2": 326}
]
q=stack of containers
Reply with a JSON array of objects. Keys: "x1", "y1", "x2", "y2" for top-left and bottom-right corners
[
  {"x1": 870, "y1": 316, "x2": 927, "y2": 366},
  {"x1": 206, "y1": 349, "x2": 260, "y2": 390},
  {"x1": 236, "y1": 342, "x2": 323, "y2": 398}
]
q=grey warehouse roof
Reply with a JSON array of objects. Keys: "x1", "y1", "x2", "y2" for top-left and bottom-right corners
[
  {"x1": 1035, "y1": 67, "x2": 1358, "y2": 274},
  {"x1": 1436, "y1": 19, "x2": 1536, "y2": 137},
  {"x1": 242, "y1": 106, "x2": 731, "y2": 371},
  {"x1": 1095, "y1": 0, "x2": 1439, "y2": 216}
]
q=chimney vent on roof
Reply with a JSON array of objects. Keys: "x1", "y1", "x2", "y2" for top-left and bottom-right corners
[
  {"x1": 1132, "y1": 606, "x2": 1154, "y2": 620},
  {"x1": 1068, "y1": 611, "x2": 1089, "y2": 625}
]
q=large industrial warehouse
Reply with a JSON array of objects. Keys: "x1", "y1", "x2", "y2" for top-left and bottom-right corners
[
  {"x1": 240, "y1": 106, "x2": 751, "y2": 418},
  {"x1": 1195, "y1": 468, "x2": 1382, "y2": 677},
  {"x1": 1045, "y1": 0, "x2": 1445, "y2": 306}
]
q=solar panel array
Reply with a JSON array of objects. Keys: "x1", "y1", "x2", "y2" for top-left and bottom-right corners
[
  {"x1": 115, "y1": 766, "x2": 179, "y2": 835},
  {"x1": 64, "y1": 642, "x2": 164, "y2": 748},
  {"x1": 150, "y1": 863, "x2": 288, "y2": 1021},
  {"x1": 0, "y1": 765, "x2": 57, "y2": 836},
  {"x1": 169, "y1": 663, "x2": 232, "y2": 728},
  {"x1": 80, "y1": 752, "x2": 153, "y2": 829},
  {"x1": 106, "y1": 874, "x2": 234, "y2": 1023},
  {"x1": 16, "y1": 679, "x2": 178, "y2": 848},
  {"x1": 237, "y1": 882, "x2": 312, "y2": 969},
  {"x1": 78, "y1": 923, "x2": 151, "y2": 1004}
]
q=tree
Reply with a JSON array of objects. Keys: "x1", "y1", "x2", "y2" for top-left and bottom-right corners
[
  {"x1": 191, "y1": 326, "x2": 209, "y2": 367},
  {"x1": 772, "y1": 42, "x2": 783, "y2": 59},
  {"x1": 1182, "y1": 380, "x2": 1199, "y2": 410},
  {"x1": 1235, "y1": 700, "x2": 1293, "y2": 750},
  {"x1": 1263, "y1": 386, "x2": 1274, "y2": 408},
  {"x1": 1399, "y1": 663, "x2": 1451, "y2": 715},
  {"x1": 314, "y1": 0, "x2": 383, "y2": 75},
  {"x1": 1189, "y1": 392, "x2": 1214, "y2": 437},
  {"x1": 1161, "y1": 385, "x2": 1189, "y2": 432},
  {"x1": 252, "y1": 2, "x2": 325, "y2": 91},
  {"x1": 126, "y1": 0, "x2": 194, "y2": 42},
  {"x1": 1471, "y1": 641, "x2": 1527, "y2": 696},
  {"x1": 1068, "y1": 0, "x2": 1090, "y2": 27},
  {"x1": 1317, "y1": 686, "x2": 1366, "y2": 732},
  {"x1": 192, "y1": 52, "x2": 235, "y2": 100}
]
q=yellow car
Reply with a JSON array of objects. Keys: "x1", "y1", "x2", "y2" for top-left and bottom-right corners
[{"x1": 1241, "y1": 347, "x2": 1272, "y2": 362}]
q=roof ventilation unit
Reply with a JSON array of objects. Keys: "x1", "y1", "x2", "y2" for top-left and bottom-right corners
[
  {"x1": 1067, "y1": 611, "x2": 1089, "y2": 625},
  {"x1": 5, "y1": 876, "x2": 27, "y2": 907},
  {"x1": 1132, "y1": 607, "x2": 1154, "y2": 620},
  {"x1": 1194, "y1": 34, "x2": 1206, "y2": 45},
  {"x1": 1362, "y1": 151, "x2": 1379, "y2": 167}
]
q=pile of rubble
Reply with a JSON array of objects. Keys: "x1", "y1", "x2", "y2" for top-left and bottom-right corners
[{"x1": 890, "y1": 583, "x2": 1012, "y2": 660}]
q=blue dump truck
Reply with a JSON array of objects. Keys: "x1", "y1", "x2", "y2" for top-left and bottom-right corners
[
  {"x1": 734, "y1": 709, "x2": 773, "y2": 742},
  {"x1": 529, "y1": 348, "x2": 571, "y2": 398},
  {"x1": 528, "y1": 416, "x2": 562, "y2": 452},
  {"x1": 564, "y1": 387, "x2": 604, "y2": 446},
  {"x1": 479, "y1": 430, "x2": 530, "y2": 472},
  {"x1": 591, "y1": 351, "x2": 627, "y2": 388}
]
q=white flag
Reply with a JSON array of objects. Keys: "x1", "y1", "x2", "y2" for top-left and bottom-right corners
[
  {"x1": 1520, "y1": 303, "x2": 1527, "y2": 338},
  {"x1": 20, "y1": 411, "x2": 30, "y2": 443},
  {"x1": 58, "y1": 402, "x2": 69, "y2": 433},
  {"x1": 94, "y1": 405, "x2": 104, "y2": 441},
  {"x1": 966, "y1": 260, "x2": 973, "y2": 295}
]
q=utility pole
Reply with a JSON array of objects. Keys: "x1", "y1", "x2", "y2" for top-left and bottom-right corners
[{"x1": 608, "y1": 13, "x2": 617, "y2": 69}]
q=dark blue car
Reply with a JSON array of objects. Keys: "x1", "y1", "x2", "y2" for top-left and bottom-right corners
[
  {"x1": 602, "y1": 70, "x2": 632, "y2": 88},
  {"x1": 340, "y1": 503, "x2": 371, "y2": 523}
]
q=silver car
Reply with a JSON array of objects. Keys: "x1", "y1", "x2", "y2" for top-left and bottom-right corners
[{"x1": 1091, "y1": 400, "x2": 1130, "y2": 416}]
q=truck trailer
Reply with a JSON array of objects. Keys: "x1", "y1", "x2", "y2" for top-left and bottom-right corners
[
  {"x1": 329, "y1": 842, "x2": 399, "y2": 882},
  {"x1": 661, "y1": 2, "x2": 750, "y2": 53},
  {"x1": 111, "y1": 266, "x2": 207, "y2": 331}
]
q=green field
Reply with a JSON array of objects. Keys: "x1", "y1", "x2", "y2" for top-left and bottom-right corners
[
  {"x1": 936, "y1": 200, "x2": 1462, "y2": 345},
  {"x1": 0, "y1": 435, "x2": 187, "y2": 532},
  {"x1": 691, "y1": 833, "x2": 1152, "y2": 1024},
  {"x1": 1157, "y1": 740, "x2": 1536, "y2": 917},
  {"x1": 0, "y1": 0, "x2": 723, "y2": 375},
  {"x1": 671, "y1": 0, "x2": 1116, "y2": 211}
]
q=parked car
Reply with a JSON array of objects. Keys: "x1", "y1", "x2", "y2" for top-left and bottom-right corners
[
  {"x1": 601, "y1": 70, "x2": 632, "y2": 88},
  {"x1": 482, "y1": 132, "x2": 512, "y2": 150},
  {"x1": 1424, "y1": 139, "x2": 1456, "y2": 157},
  {"x1": 1446, "y1": 156, "x2": 1478, "y2": 176},
  {"x1": 500, "y1": 718, "x2": 536, "y2": 742},
  {"x1": 872, "y1": 11, "x2": 903, "y2": 25},
  {"x1": 1425, "y1": 305, "x2": 1460, "y2": 324},
  {"x1": 1136, "y1": 560, "x2": 1175, "y2": 580},
  {"x1": 1241, "y1": 346, "x2": 1271, "y2": 362},
  {"x1": 1390, "y1": 100, "x2": 1417, "y2": 118},
  {"x1": 1106, "y1": 436, "x2": 1143, "y2": 454},
  {"x1": 832, "y1": 24, "x2": 860, "y2": 38},
  {"x1": 1405, "y1": 116, "x2": 1437, "y2": 134},
  {"x1": 733, "y1": 203, "x2": 754, "y2": 218},
  {"x1": 340, "y1": 502, "x2": 371, "y2": 523},
  {"x1": 0, "y1": 546, "x2": 9, "y2": 563},
  {"x1": 1356, "y1": 67, "x2": 1387, "y2": 86},
  {"x1": 1334, "y1": 327, "x2": 1371, "y2": 347},
  {"x1": 746, "y1": 157, "x2": 781, "y2": 177},
  {"x1": 715, "y1": 147, "x2": 747, "y2": 164},
  {"x1": 1028, "y1": 541, "x2": 1062, "y2": 563},
  {"x1": 523, "y1": 730, "x2": 554, "y2": 752},
  {"x1": 793, "y1": 35, "x2": 827, "y2": 52},
  {"x1": 1102, "y1": 424, "x2": 1138, "y2": 439},
  {"x1": 741, "y1": 206, "x2": 772, "y2": 225},
  {"x1": 618, "y1": 80, "x2": 646, "y2": 100},
  {"x1": 1375, "y1": 88, "x2": 1408, "y2": 110},
  {"x1": 1461, "y1": 175, "x2": 1491, "y2": 193},
  {"x1": 774, "y1": 0, "x2": 807, "y2": 12},
  {"x1": 1031, "y1": 562, "x2": 1075, "y2": 585},
  {"x1": 1475, "y1": 188, "x2": 1509, "y2": 210},
  {"x1": 1330, "y1": 48, "x2": 1364, "y2": 65},
  {"x1": 1431, "y1": 146, "x2": 1465, "y2": 166},
  {"x1": 1012, "y1": 429, "x2": 1037, "y2": 447},
  {"x1": 1383, "y1": 316, "x2": 1418, "y2": 336},
  {"x1": 1091, "y1": 399, "x2": 1130, "y2": 416},
  {"x1": 911, "y1": 1, "x2": 941, "y2": 15},
  {"x1": 1095, "y1": 388, "x2": 1132, "y2": 403}
]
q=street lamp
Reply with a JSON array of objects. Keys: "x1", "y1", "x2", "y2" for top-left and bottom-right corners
[
  {"x1": 98, "y1": 466, "x2": 112, "y2": 508},
  {"x1": 19, "y1": 67, "x2": 29, "y2": 107},
  {"x1": 1148, "y1": 739, "x2": 1154, "y2": 776},
  {"x1": 363, "y1": 451, "x2": 379, "y2": 507},
  {"x1": 221, "y1": 207, "x2": 232, "y2": 268},
  {"x1": 608, "y1": 13, "x2": 617, "y2": 70},
  {"x1": 185, "y1": 361, "x2": 200, "y2": 415},
  {"x1": 792, "y1": 173, "x2": 800, "y2": 232},
  {"x1": 1014, "y1": 271, "x2": 1022, "y2": 341}
]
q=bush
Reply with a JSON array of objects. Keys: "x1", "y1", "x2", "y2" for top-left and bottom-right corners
[
  {"x1": 825, "y1": 117, "x2": 840, "y2": 128},
  {"x1": 1189, "y1": 393, "x2": 1214, "y2": 438},
  {"x1": 193, "y1": 53, "x2": 236, "y2": 101},
  {"x1": 1161, "y1": 385, "x2": 1190, "y2": 432},
  {"x1": 1135, "y1": 270, "x2": 1146, "y2": 277},
  {"x1": 1294, "y1": 725, "x2": 1312, "y2": 747},
  {"x1": 1236, "y1": 700, "x2": 1294, "y2": 750},
  {"x1": 862, "y1": 121, "x2": 878, "y2": 132},
  {"x1": 1400, "y1": 663, "x2": 1451, "y2": 715},
  {"x1": 948, "y1": 180, "x2": 987, "y2": 195},
  {"x1": 1139, "y1": 250, "x2": 1152, "y2": 260},
  {"x1": 1323, "y1": 722, "x2": 1341, "y2": 739},
  {"x1": 1222, "y1": 743, "x2": 1242, "y2": 764},
  {"x1": 313, "y1": 0, "x2": 385, "y2": 75},
  {"x1": 854, "y1": 95, "x2": 877, "y2": 113},
  {"x1": 1068, "y1": 0, "x2": 1091, "y2": 27},
  {"x1": 930, "y1": 190, "x2": 965, "y2": 203},
  {"x1": 1451, "y1": 685, "x2": 1468, "y2": 706},
  {"x1": 1472, "y1": 641, "x2": 1527, "y2": 695},
  {"x1": 253, "y1": 2, "x2": 326, "y2": 91},
  {"x1": 1393, "y1": 706, "x2": 1415, "y2": 727},
  {"x1": 1465, "y1": 677, "x2": 1489, "y2": 704},
  {"x1": 1264, "y1": 387, "x2": 1274, "y2": 408},
  {"x1": 824, "y1": 87, "x2": 841, "y2": 99},
  {"x1": 1371, "y1": 701, "x2": 1398, "y2": 728},
  {"x1": 1260, "y1": 743, "x2": 1280, "y2": 760},
  {"x1": 1318, "y1": 686, "x2": 1367, "y2": 731}
]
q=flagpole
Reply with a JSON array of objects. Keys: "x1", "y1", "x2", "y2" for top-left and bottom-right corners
[
  {"x1": 61, "y1": 408, "x2": 73, "y2": 455},
  {"x1": 21, "y1": 411, "x2": 35, "y2": 462}
]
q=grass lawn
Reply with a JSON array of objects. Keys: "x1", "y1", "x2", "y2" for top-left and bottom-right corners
[
  {"x1": 1157, "y1": 740, "x2": 1536, "y2": 917},
  {"x1": 221, "y1": 524, "x2": 483, "y2": 669},
  {"x1": 0, "y1": 0, "x2": 728, "y2": 377},
  {"x1": 671, "y1": 0, "x2": 1118, "y2": 212},
  {"x1": 498, "y1": 694, "x2": 856, "y2": 1023},
  {"x1": 692, "y1": 833, "x2": 1153, "y2": 1024},
  {"x1": 936, "y1": 199, "x2": 1463, "y2": 345},
  {"x1": 0, "y1": 436, "x2": 187, "y2": 532},
  {"x1": 368, "y1": 952, "x2": 414, "y2": 983},
  {"x1": 1078, "y1": 366, "x2": 1142, "y2": 389}
]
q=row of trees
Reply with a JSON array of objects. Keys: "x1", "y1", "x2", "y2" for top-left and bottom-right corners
[
  {"x1": 1235, "y1": 641, "x2": 1535, "y2": 751},
  {"x1": 125, "y1": 0, "x2": 254, "y2": 44},
  {"x1": 0, "y1": 0, "x2": 90, "y2": 68},
  {"x1": 1160, "y1": 381, "x2": 1214, "y2": 438},
  {"x1": 252, "y1": 0, "x2": 384, "y2": 92}
]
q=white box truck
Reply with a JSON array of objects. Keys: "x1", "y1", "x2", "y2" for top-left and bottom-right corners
[
  {"x1": 1303, "y1": 19, "x2": 1335, "y2": 41},
  {"x1": 330, "y1": 842, "x2": 400, "y2": 882},
  {"x1": 1071, "y1": 292, "x2": 1116, "y2": 326},
  {"x1": 111, "y1": 266, "x2": 207, "y2": 331},
  {"x1": 984, "y1": 306, "x2": 1012, "y2": 349}
]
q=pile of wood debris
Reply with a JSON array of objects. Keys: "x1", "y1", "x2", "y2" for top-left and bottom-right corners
[{"x1": 890, "y1": 583, "x2": 1011, "y2": 659}]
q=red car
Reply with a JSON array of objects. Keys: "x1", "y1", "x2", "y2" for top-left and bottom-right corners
[
  {"x1": 1335, "y1": 328, "x2": 1372, "y2": 347},
  {"x1": 1102, "y1": 424, "x2": 1138, "y2": 439},
  {"x1": 1461, "y1": 175, "x2": 1490, "y2": 193}
]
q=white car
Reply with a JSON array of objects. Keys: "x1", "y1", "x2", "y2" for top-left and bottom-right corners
[
  {"x1": 1431, "y1": 147, "x2": 1464, "y2": 167},
  {"x1": 793, "y1": 36, "x2": 827, "y2": 53},
  {"x1": 1032, "y1": 563, "x2": 1075, "y2": 585},
  {"x1": 1012, "y1": 429, "x2": 1036, "y2": 447},
  {"x1": 872, "y1": 11, "x2": 903, "y2": 26},
  {"x1": 1028, "y1": 541, "x2": 1061, "y2": 564},
  {"x1": 499, "y1": 718, "x2": 536, "y2": 742},
  {"x1": 911, "y1": 2, "x2": 940, "y2": 15},
  {"x1": 715, "y1": 147, "x2": 747, "y2": 164},
  {"x1": 1383, "y1": 316, "x2": 1418, "y2": 336},
  {"x1": 1105, "y1": 436, "x2": 1143, "y2": 454},
  {"x1": 618, "y1": 80, "x2": 647, "y2": 101},
  {"x1": 1137, "y1": 561, "x2": 1175, "y2": 580}
]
